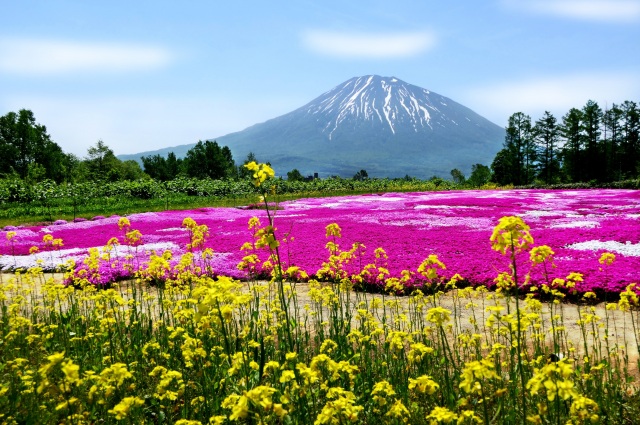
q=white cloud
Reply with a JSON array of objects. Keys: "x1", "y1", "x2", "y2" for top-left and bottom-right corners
[
  {"x1": 0, "y1": 38, "x2": 173, "y2": 75},
  {"x1": 301, "y1": 30, "x2": 436, "y2": 59},
  {"x1": 463, "y1": 72, "x2": 640, "y2": 125},
  {"x1": 509, "y1": 0, "x2": 640, "y2": 23}
]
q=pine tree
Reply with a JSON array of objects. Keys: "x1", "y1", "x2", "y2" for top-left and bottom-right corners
[
  {"x1": 602, "y1": 104, "x2": 623, "y2": 181},
  {"x1": 581, "y1": 100, "x2": 603, "y2": 181},
  {"x1": 620, "y1": 101, "x2": 640, "y2": 178},
  {"x1": 533, "y1": 111, "x2": 560, "y2": 184},
  {"x1": 560, "y1": 108, "x2": 584, "y2": 182},
  {"x1": 503, "y1": 112, "x2": 535, "y2": 185}
]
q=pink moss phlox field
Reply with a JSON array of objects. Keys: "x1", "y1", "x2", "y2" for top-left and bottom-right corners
[{"x1": 1, "y1": 189, "x2": 639, "y2": 295}]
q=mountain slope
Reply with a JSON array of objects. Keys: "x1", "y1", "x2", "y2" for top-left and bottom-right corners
[{"x1": 119, "y1": 75, "x2": 505, "y2": 178}]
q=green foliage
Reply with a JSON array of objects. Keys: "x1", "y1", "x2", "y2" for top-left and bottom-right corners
[
  {"x1": 449, "y1": 168, "x2": 466, "y2": 185},
  {"x1": 141, "y1": 152, "x2": 184, "y2": 181},
  {"x1": 0, "y1": 109, "x2": 70, "y2": 183},
  {"x1": 467, "y1": 164, "x2": 491, "y2": 187},
  {"x1": 495, "y1": 99, "x2": 640, "y2": 185},
  {"x1": 353, "y1": 169, "x2": 368, "y2": 181},
  {"x1": 183, "y1": 140, "x2": 235, "y2": 179},
  {"x1": 0, "y1": 176, "x2": 462, "y2": 226},
  {"x1": 533, "y1": 111, "x2": 561, "y2": 184},
  {"x1": 286, "y1": 168, "x2": 305, "y2": 181}
]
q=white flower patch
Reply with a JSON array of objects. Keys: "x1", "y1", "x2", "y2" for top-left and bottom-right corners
[
  {"x1": 521, "y1": 210, "x2": 561, "y2": 218},
  {"x1": 551, "y1": 221, "x2": 600, "y2": 229},
  {"x1": 413, "y1": 205, "x2": 481, "y2": 210},
  {"x1": 0, "y1": 241, "x2": 181, "y2": 271},
  {"x1": 566, "y1": 240, "x2": 640, "y2": 257}
]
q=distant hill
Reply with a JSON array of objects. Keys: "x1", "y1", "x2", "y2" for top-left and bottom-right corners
[{"x1": 118, "y1": 75, "x2": 505, "y2": 178}]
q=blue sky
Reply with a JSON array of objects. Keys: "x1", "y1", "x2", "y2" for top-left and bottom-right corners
[{"x1": 1, "y1": 0, "x2": 639, "y2": 158}]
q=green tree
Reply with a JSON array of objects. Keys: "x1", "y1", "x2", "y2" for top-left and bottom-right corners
[
  {"x1": 286, "y1": 168, "x2": 304, "y2": 181},
  {"x1": 491, "y1": 149, "x2": 514, "y2": 185},
  {"x1": 84, "y1": 140, "x2": 126, "y2": 181},
  {"x1": 449, "y1": 168, "x2": 466, "y2": 185},
  {"x1": 0, "y1": 109, "x2": 68, "y2": 182},
  {"x1": 620, "y1": 101, "x2": 640, "y2": 178},
  {"x1": 120, "y1": 160, "x2": 146, "y2": 180},
  {"x1": 560, "y1": 108, "x2": 584, "y2": 182},
  {"x1": 507, "y1": 112, "x2": 536, "y2": 185},
  {"x1": 602, "y1": 104, "x2": 624, "y2": 181},
  {"x1": 142, "y1": 152, "x2": 184, "y2": 181},
  {"x1": 533, "y1": 111, "x2": 561, "y2": 184},
  {"x1": 183, "y1": 140, "x2": 235, "y2": 179},
  {"x1": 581, "y1": 100, "x2": 603, "y2": 181},
  {"x1": 353, "y1": 169, "x2": 368, "y2": 181},
  {"x1": 467, "y1": 164, "x2": 491, "y2": 187}
]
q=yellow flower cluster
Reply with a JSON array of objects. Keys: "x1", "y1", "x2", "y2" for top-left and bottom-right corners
[{"x1": 244, "y1": 161, "x2": 275, "y2": 187}]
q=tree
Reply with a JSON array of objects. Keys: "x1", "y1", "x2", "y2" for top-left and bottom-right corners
[
  {"x1": 620, "y1": 101, "x2": 640, "y2": 178},
  {"x1": 85, "y1": 140, "x2": 123, "y2": 181},
  {"x1": 286, "y1": 169, "x2": 304, "y2": 181},
  {"x1": 467, "y1": 164, "x2": 491, "y2": 187},
  {"x1": 603, "y1": 104, "x2": 624, "y2": 181},
  {"x1": 142, "y1": 154, "x2": 167, "y2": 180},
  {"x1": 142, "y1": 153, "x2": 184, "y2": 181},
  {"x1": 560, "y1": 108, "x2": 584, "y2": 182},
  {"x1": 491, "y1": 149, "x2": 514, "y2": 185},
  {"x1": 503, "y1": 112, "x2": 536, "y2": 185},
  {"x1": 183, "y1": 140, "x2": 235, "y2": 179},
  {"x1": 450, "y1": 168, "x2": 466, "y2": 185},
  {"x1": 353, "y1": 169, "x2": 368, "y2": 181},
  {"x1": 533, "y1": 111, "x2": 561, "y2": 184},
  {"x1": 0, "y1": 109, "x2": 68, "y2": 182},
  {"x1": 581, "y1": 100, "x2": 603, "y2": 181},
  {"x1": 120, "y1": 160, "x2": 146, "y2": 180}
]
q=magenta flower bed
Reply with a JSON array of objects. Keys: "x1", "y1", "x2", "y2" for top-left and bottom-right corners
[{"x1": 1, "y1": 189, "x2": 639, "y2": 295}]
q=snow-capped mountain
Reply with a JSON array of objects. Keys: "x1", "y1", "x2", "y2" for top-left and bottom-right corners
[
  {"x1": 120, "y1": 75, "x2": 505, "y2": 178},
  {"x1": 307, "y1": 75, "x2": 458, "y2": 138}
]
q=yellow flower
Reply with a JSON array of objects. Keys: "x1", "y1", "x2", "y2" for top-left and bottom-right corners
[
  {"x1": 490, "y1": 216, "x2": 533, "y2": 255},
  {"x1": 326, "y1": 223, "x2": 342, "y2": 238},
  {"x1": 417, "y1": 254, "x2": 446, "y2": 281},
  {"x1": 598, "y1": 252, "x2": 615, "y2": 266},
  {"x1": 408, "y1": 375, "x2": 439, "y2": 394},
  {"x1": 371, "y1": 380, "x2": 396, "y2": 406},
  {"x1": 244, "y1": 161, "x2": 275, "y2": 186},
  {"x1": 279, "y1": 370, "x2": 296, "y2": 383},
  {"x1": 6, "y1": 231, "x2": 16, "y2": 241},
  {"x1": 426, "y1": 406, "x2": 458, "y2": 424},
  {"x1": 426, "y1": 306, "x2": 451, "y2": 326},
  {"x1": 108, "y1": 396, "x2": 144, "y2": 420},
  {"x1": 118, "y1": 217, "x2": 131, "y2": 230},
  {"x1": 459, "y1": 359, "x2": 500, "y2": 395},
  {"x1": 385, "y1": 399, "x2": 410, "y2": 422},
  {"x1": 530, "y1": 245, "x2": 554, "y2": 264}
]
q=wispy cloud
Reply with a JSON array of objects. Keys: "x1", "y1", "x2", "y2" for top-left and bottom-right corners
[
  {"x1": 507, "y1": 0, "x2": 640, "y2": 23},
  {"x1": 301, "y1": 30, "x2": 436, "y2": 59},
  {"x1": 0, "y1": 38, "x2": 173, "y2": 76},
  {"x1": 464, "y1": 72, "x2": 640, "y2": 124}
]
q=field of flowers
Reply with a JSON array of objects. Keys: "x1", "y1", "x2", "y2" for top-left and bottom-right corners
[
  {"x1": 2, "y1": 188, "x2": 640, "y2": 296},
  {"x1": 2, "y1": 164, "x2": 640, "y2": 424}
]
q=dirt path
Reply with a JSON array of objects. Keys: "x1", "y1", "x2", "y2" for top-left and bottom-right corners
[{"x1": 4, "y1": 272, "x2": 639, "y2": 375}]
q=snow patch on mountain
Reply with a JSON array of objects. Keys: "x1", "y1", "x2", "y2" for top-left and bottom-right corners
[{"x1": 305, "y1": 75, "x2": 446, "y2": 139}]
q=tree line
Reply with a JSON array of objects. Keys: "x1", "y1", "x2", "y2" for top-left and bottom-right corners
[
  {"x1": 4, "y1": 101, "x2": 639, "y2": 190},
  {"x1": 490, "y1": 100, "x2": 640, "y2": 185},
  {"x1": 0, "y1": 109, "x2": 240, "y2": 184}
]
